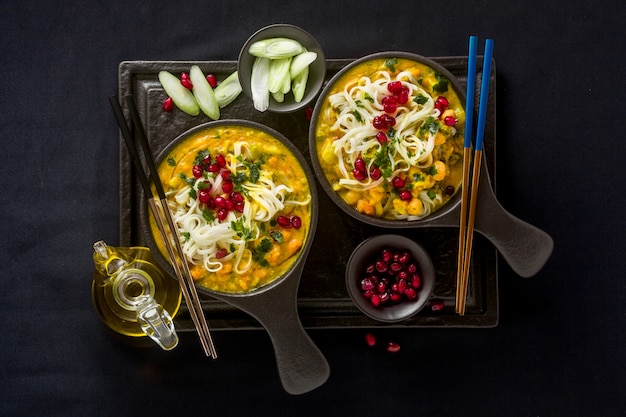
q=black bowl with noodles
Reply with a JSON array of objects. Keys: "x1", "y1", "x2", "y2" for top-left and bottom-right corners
[
  {"x1": 140, "y1": 119, "x2": 329, "y2": 395},
  {"x1": 308, "y1": 51, "x2": 468, "y2": 229}
]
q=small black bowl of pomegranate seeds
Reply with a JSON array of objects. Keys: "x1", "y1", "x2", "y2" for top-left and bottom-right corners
[{"x1": 346, "y1": 234, "x2": 435, "y2": 323}]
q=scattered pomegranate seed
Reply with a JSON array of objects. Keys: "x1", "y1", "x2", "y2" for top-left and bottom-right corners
[
  {"x1": 215, "y1": 154, "x2": 226, "y2": 168},
  {"x1": 370, "y1": 167, "x2": 382, "y2": 180},
  {"x1": 305, "y1": 106, "x2": 313, "y2": 121},
  {"x1": 399, "y1": 190, "x2": 412, "y2": 201},
  {"x1": 162, "y1": 97, "x2": 174, "y2": 112},
  {"x1": 375, "y1": 132, "x2": 388, "y2": 144},
  {"x1": 217, "y1": 207, "x2": 228, "y2": 221},
  {"x1": 353, "y1": 168, "x2": 367, "y2": 181},
  {"x1": 198, "y1": 189, "x2": 211, "y2": 205},
  {"x1": 392, "y1": 176, "x2": 406, "y2": 189},
  {"x1": 365, "y1": 332, "x2": 377, "y2": 347},
  {"x1": 214, "y1": 196, "x2": 228, "y2": 209},
  {"x1": 276, "y1": 215, "x2": 292, "y2": 228},
  {"x1": 291, "y1": 216, "x2": 302, "y2": 229},
  {"x1": 435, "y1": 96, "x2": 449, "y2": 109},
  {"x1": 354, "y1": 157, "x2": 366, "y2": 173},
  {"x1": 206, "y1": 73, "x2": 218, "y2": 88},
  {"x1": 180, "y1": 77, "x2": 193, "y2": 90},
  {"x1": 192, "y1": 165, "x2": 203, "y2": 178},
  {"x1": 396, "y1": 88, "x2": 409, "y2": 105},
  {"x1": 431, "y1": 300, "x2": 445, "y2": 312},
  {"x1": 445, "y1": 185, "x2": 455, "y2": 196},
  {"x1": 386, "y1": 342, "x2": 401, "y2": 353},
  {"x1": 222, "y1": 182, "x2": 233, "y2": 194},
  {"x1": 215, "y1": 248, "x2": 228, "y2": 259},
  {"x1": 387, "y1": 81, "x2": 403, "y2": 94},
  {"x1": 230, "y1": 192, "x2": 244, "y2": 204},
  {"x1": 444, "y1": 115, "x2": 457, "y2": 126},
  {"x1": 383, "y1": 114, "x2": 396, "y2": 128}
]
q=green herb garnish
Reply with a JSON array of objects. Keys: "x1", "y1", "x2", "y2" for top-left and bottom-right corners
[{"x1": 384, "y1": 58, "x2": 398, "y2": 72}]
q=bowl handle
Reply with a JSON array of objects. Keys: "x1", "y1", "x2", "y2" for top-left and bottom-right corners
[
  {"x1": 218, "y1": 262, "x2": 330, "y2": 395},
  {"x1": 474, "y1": 161, "x2": 554, "y2": 277}
]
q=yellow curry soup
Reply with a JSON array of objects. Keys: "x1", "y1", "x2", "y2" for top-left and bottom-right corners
[
  {"x1": 314, "y1": 57, "x2": 465, "y2": 221},
  {"x1": 150, "y1": 125, "x2": 312, "y2": 293}
]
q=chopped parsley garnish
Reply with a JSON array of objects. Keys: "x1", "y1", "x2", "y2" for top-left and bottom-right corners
[
  {"x1": 432, "y1": 73, "x2": 449, "y2": 93},
  {"x1": 270, "y1": 230, "x2": 284, "y2": 243},
  {"x1": 384, "y1": 58, "x2": 398, "y2": 72},
  {"x1": 231, "y1": 217, "x2": 254, "y2": 240},
  {"x1": 182, "y1": 231, "x2": 191, "y2": 241},
  {"x1": 419, "y1": 116, "x2": 441, "y2": 136},
  {"x1": 167, "y1": 157, "x2": 176, "y2": 166},
  {"x1": 352, "y1": 110, "x2": 364, "y2": 123},
  {"x1": 178, "y1": 173, "x2": 196, "y2": 187},
  {"x1": 413, "y1": 94, "x2": 428, "y2": 105},
  {"x1": 252, "y1": 238, "x2": 273, "y2": 266},
  {"x1": 202, "y1": 208, "x2": 215, "y2": 222},
  {"x1": 355, "y1": 99, "x2": 365, "y2": 108},
  {"x1": 363, "y1": 92, "x2": 374, "y2": 103},
  {"x1": 194, "y1": 149, "x2": 211, "y2": 166},
  {"x1": 427, "y1": 189, "x2": 437, "y2": 200},
  {"x1": 425, "y1": 165, "x2": 438, "y2": 176}
]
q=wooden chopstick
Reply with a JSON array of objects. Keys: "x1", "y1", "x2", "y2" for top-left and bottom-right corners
[
  {"x1": 455, "y1": 36, "x2": 478, "y2": 314},
  {"x1": 109, "y1": 95, "x2": 217, "y2": 358},
  {"x1": 456, "y1": 38, "x2": 494, "y2": 315}
]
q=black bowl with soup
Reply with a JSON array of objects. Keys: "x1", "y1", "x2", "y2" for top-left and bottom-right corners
[{"x1": 309, "y1": 51, "x2": 467, "y2": 228}]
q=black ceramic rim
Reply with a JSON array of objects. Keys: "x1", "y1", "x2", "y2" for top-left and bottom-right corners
[
  {"x1": 139, "y1": 119, "x2": 319, "y2": 298},
  {"x1": 308, "y1": 51, "x2": 466, "y2": 229}
]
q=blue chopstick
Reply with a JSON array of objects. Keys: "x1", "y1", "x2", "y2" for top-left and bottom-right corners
[
  {"x1": 474, "y1": 38, "x2": 494, "y2": 151},
  {"x1": 464, "y1": 36, "x2": 478, "y2": 149}
]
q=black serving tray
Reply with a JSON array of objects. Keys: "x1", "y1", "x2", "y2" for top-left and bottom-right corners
[{"x1": 117, "y1": 57, "x2": 498, "y2": 330}]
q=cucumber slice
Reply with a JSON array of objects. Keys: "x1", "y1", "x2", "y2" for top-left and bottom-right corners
[
  {"x1": 289, "y1": 51, "x2": 317, "y2": 78},
  {"x1": 214, "y1": 71, "x2": 242, "y2": 108},
  {"x1": 158, "y1": 71, "x2": 200, "y2": 116},
  {"x1": 292, "y1": 66, "x2": 309, "y2": 103},
  {"x1": 189, "y1": 65, "x2": 220, "y2": 120},
  {"x1": 251, "y1": 57, "x2": 270, "y2": 112},
  {"x1": 268, "y1": 57, "x2": 292, "y2": 94},
  {"x1": 248, "y1": 38, "x2": 305, "y2": 59}
]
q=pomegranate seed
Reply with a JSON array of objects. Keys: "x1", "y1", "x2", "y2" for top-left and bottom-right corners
[
  {"x1": 390, "y1": 293, "x2": 402, "y2": 303},
  {"x1": 217, "y1": 207, "x2": 228, "y2": 221},
  {"x1": 208, "y1": 163, "x2": 220, "y2": 173},
  {"x1": 291, "y1": 216, "x2": 302, "y2": 229},
  {"x1": 404, "y1": 287, "x2": 417, "y2": 300},
  {"x1": 354, "y1": 157, "x2": 366, "y2": 173},
  {"x1": 375, "y1": 132, "x2": 388, "y2": 144},
  {"x1": 305, "y1": 106, "x2": 313, "y2": 121},
  {"x1": 386, "y1": 342, "x2": 401, "y2": 353},
  {"x1": 375, "y1": 260, "x2": 388, "y2": 274},
  {"x1": 215, "y1": 248, "x2": 228, "y2": 259},
  {"x1": 382, "y1": 96, "x2": 397, "y2": 114},
  {"x1": 379, "y1": 291, "x2": 390, "y2": 304},
  {"x1": 234, "y1": 202, "x2": 245, "y2": 213},
  {"x1": 365, "y1": 332, "x2": 377, "y2": 347},
  {"x1": 198, "y1": 189, "x2": 211, "y2": 204},
  {"x1": 387, "y1": 81, "x2": 403, "y2": 94},
  {"x1": 206, "y1": 73, "x2": 218, "y2": 88},
  {"x1": 230, "y1": 191, "x2": 244, "y2": 204},
  {"x1": 431, "y1": 300, "x2": 445, "y2": 312},
  {"x1": 363, "y1": 289, "x2": 375, "y2": 299},
  {"x1": 392, "y1": 176, "x2": 406, "y2": 189},
  {"x1": 361, "y1": 277, "x2": 375, "y2": 291},
  {"x1": 365, "y1": 263, "x2": 375, "y2": 274},
  {"x1": 390, "y1": 262, "x2": 402, "y2": 272},
  {"x1": 215, "y1": 154, "x2": 226, "y2": 168},
  {"x1": 276, "y1": 215, "x2": 292, "y2": 228},
  {"x1": 222, "y1": 182, "x2": 233, "y2": 194},
  {"x1": 353, "y1": 168, "x2": 367, "y2": 181},
  {"x1": 383, "y1": 114, "x2": 396, "y2": 128},
  {"x1": 370, "y1": 294, "x2": 381, "y2": 307},
  {"x1": 225, "y1": 198, "x2": 235, "y2": 211},
  {"x1": 376, "y1": 279, "x2": 388, "y2": 293},
  {"x1": 381, "y1": 248, "x2": 393, "y2": 263},
  {"x1": 370, "y1": 167, "x2": 382, "y2": 180},
  {"x1": 180, "y1": 72, "x2": 190, "y2": 80},
  {"x1": 214, "y1": 196, "x2": 228, "y2": 209},
  {"x1": 435, "y1": 96, "x2": 449, "y2": 109},
  {"x1": 192, "y1": 165, "x2": 203, "y2": 178},
  {"x1": 162, "y1": 97, "x2": 174, "y2": 112},
  {"x1": 444, "y1": 116, "x2": 457, "y2": 126},
  {"x1": 397, "y1": 87, "x2": 410, "y2": 105},
  {"x1": 397, "y1": 251, "x2": 410, "y2": 264},
  {"x1": 411, "y1": 273, "x2": 422, "y2": 289},
  {"x1": 399, "y1": 190, "x2": 412, "y2": 201},
  {"x1": 220, "y1": 170, "x2": 231, "y2": 181},
  {"x1": 372, "y1": 116, "x2": 386, "y2": 129},
  {"x1": 407, "y1": 263, "x2": 418, "y2": 274},
  {"x1": 397, "y1": 270, "x2": 408, "y2": 281},
  {"x1": 397, "y1": 278, "x2": 407, "y2": 293},
  {"x1": 445, "y1": 185, "x2": 455, "y2": 196},
  {"x1": 181, "y1": 78, "x2": 193, "y2": 90}
]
